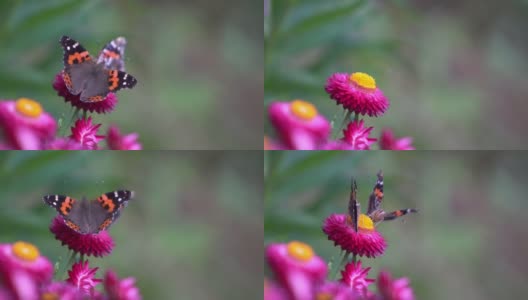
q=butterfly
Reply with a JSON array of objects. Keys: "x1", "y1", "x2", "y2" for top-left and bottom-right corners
[
  {"x1": 60, "y1": 35, "x2": 137, "y2": 103},
  {"x1": 43, "y1": 190, "x2": 134, "y2": 234},
  {"x1": 348, "y1": 170, "x2": 417, "y2": 232}
]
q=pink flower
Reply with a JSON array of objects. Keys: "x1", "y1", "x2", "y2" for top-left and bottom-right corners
[
  {"x1": 106, "y1": 125, "x2": 142, "y2": 150},
  {"x1": 41, "y1": 282, "x2": 89, "y2": 300},
  {"x1": 322, "y1": 214, "x2": 386, "y2": 258},
  {"x1": 50, "y1": 216, "x2": 114, "y2": 257},
  {"x1": 377, "y1": 271, "x2": 414, "y2": 300},
  {"x1": 269, "y1": 100, "x2": 330, "y2": 150},
  {"x1": 53, "y1": 73, "x2": 118, "y2": 114},
  {"x1": 315, "y1": 281, "x2": 361, "y2": 300},
  {"x1": 319, "y1": 141, "x2": 356, "y2": 150},
  {"x1": 0, "y1": 98, "x2": 57, "y2": 149},
  {"x1": 379, "y1": 129, "x2": 414, "y2": 150},
  {"x1": 0, "y1": 242, "x2": 53, "y2": 284},
  {"x1": 0, "y1": 257, "x2": 39, "y2": 300},
  {"x1": 104, "y1": 270, "x2": 142, "y2": 300},
  {"x1": 45, "y1": 138, "x2": 88, "y2": 150},
  {"x1": 70, "y1": 117, "x2": 105, "y2": 149},
  {"x1": 341, "y1": 120, "x2": 377, "y2": 150},
  {"x1": 264, "y1": 279, "x2": 288, "y2": 300},
  {"x1": 66, "y1": 261, "x2": 102, "y2": 296},
  {"x1": 266, "y1": 241, "x2": 327, "y2": 300},
  {"x1": 340, "y1": 261, "x2": 375, "y2": 296},
  {"x1": 325, "y1": 72, "x2": 389, "y2": 117}
]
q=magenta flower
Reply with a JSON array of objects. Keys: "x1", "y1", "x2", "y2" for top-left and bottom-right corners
[
  {"x1": 315, "y1": 281, "x2": 361, "y2": 300},
  {"x1": 340, "y1": 261, "x2": 375, "y2": 296},
  {"x1": 0, "y1": 261, "x2": 38, "y2": 300},
  {"x1": 50, "y1": 216, "x2": 114, "y2": 257},
  {"x1": 0, "y1": 98, "x2": 57, "y2": 149},
  {"x1": 377, "y1": 271, "x2": 415, "y2": 300},
  {"x1": 264, "y1": 279, "x2": 288, "y2": 300},
  {"x1": 69, "y1": 117, "x2": 105, "y2": 149},
  {"x1": 268, "y1": 100, "x2": 330, "y2": 150},
  {"x1": 45, "y1": 138, "x2": 88, "y2": 150},
  {"x1": 319, "y1": 141, "x2": 356, "y2": 150},
  {"x1": 106, "y1": 125, "x2": 142, "y2": 150},
  {"x1": 104, "y1": 270, "x2": 142, "y2": 300},
  {"x1": 66, "y1": 261, "x2": 102, "y2": 296},
  {"x1": 341, "y1": 120, "x2": 377, "y2": 150},
  {"x1": 0, "y1": 242, "x2": 53, "y2": 284},
  {"x1": 41, "y1": 282, "x2": 89, "y2": 300},
  {"x1": 266, "y1": 241, "x2": 327, "y2": 300},
  {"x1": 53, "y1": 73, "x2": 118, "y2": 114},
  {"x1": 325, "y1": 72, "x2": 389, "y2": 117},
  {"x1": 322, "y1": 214, "x2": 386, "y2": 258},
  {"x1": 379, "y1": 129, "x2": 414, "y2": 150}
]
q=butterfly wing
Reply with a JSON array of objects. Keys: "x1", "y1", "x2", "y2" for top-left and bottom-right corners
[
  {"x1": 382, "y1": 209, "x2": 418, "y2": 221},
  {"x1": 97, "y1": 36, "x2": 127, "y2": 72},
  {"x1": 347, "y1": 178, "x2": 360, "y2": 232},
  {"x1": 367, "y1": 170, "x2": 384, "y2": 215},
  {"x1": 94, "y1": 190, "x2": 134, "y2": 232},
  {"x1": 43, "y1": 194, "x2": 85, "y2": 232}
]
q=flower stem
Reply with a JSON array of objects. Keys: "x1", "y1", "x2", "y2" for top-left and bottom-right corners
[
  {"x1": 333, "y1": 110, "x2": 352, "y2": 139},
  {"x1": 331, "y1": 251, "x2": 349, "y2": 280},
  {"x1": 61, "y1": 250, "x2": 77, "y2": 279},
  {"x1": 352, "y1": 253, "x2": 357, "y2": 263}
]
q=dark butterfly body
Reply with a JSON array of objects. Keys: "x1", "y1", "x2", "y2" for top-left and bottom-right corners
[
  {"x1": 348, "y1": 171, "x2": 417, "y2": 232},
  {"x1": 60, "y1": 36, "x2": 137, "y2": 103},
  {"x1": 43, "y1": 190, "x2": 134, "y2": 234}
]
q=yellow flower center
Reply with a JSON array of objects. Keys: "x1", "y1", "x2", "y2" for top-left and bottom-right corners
[
  {"x1": 349, "y1": 72, "x2": 376, "y2": 89},
  {"x1": 15, "y1": 98, "x2": 43, "y2": 118},
  {"x1": 41, "y1": 292, "x2": 59, "y2": 300},
  {"x1": 290, "y1": 100, "x2": 317, "y2": 121},
  {"x1": 287, "y1": 241, "x2": 314, "y2": 262},
  {"x1": 358, "y1": 214, "x2": 374, "y2": 230},
  {"x1": 316, "y1": 293, "x2": 333, "y2": 300},
  {"x1": 12, "y1": 241, "x2": 40, "y2": 262}
]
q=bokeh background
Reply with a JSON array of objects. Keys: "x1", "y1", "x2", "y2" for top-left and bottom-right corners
[
  {"x1": 264, "y1": 151, "x2": 528, "y2": 299},
  {"x1": 264, "y1": 0, "x2": 528, "y2": 149},
  {"x1": 0, "y1": 0, "x2": 262, "y2": 149},
  {"x1": 0, "y1": 151, "x2": 262, "y2": 299}
]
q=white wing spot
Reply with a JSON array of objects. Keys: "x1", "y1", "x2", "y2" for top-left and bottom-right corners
[
  {"x1": 72, "y1": 42, "x2": 79, "y2": 48},
  {"x1": 66, "y1": 46, "x2": 70, "y2": 51}
]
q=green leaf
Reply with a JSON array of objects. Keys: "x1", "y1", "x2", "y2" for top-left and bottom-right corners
[{"x1": 280, "y1": 0, "x2": 367, "y2": 38}]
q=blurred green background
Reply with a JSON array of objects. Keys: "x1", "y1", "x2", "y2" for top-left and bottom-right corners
[
  {"x1": 265, "y1": 0, "x2": 528, "y2": 149},
  {"x1": 265, "y1": 151, "x2": 528, "y2": 299},
  {"x1": 0, "y1": 0, "x2": 262, "y2": 149},
  {"x1": 0, "y1": 151, "x2": 262, "y2": 299}
]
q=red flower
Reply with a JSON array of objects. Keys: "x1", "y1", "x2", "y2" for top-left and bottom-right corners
[
  {"x1": 325, "y1": 72, "x2": 389, "y2": 117},
  {"x1": 340, "y1": 261, "x2": 375, "y2": 296},
  {"x1": 106, "y1": 125, "x2": 142, "y2": 150},
  {"x1": 377, "y1": 271, "x2": 415, "y2": 300},
  {"x1": 379, "y1": 129, "x2": 414, "y2": 150},
  {"x1": 268, "y1": 100, "x2": 330, "y2": 150},
  {"x1": 66, "y1": 261, "x2": 102, "y2": 296},
  {"x1": 266, "y1": 241, "x2": 327, "y2": 300},
  {"x1": 0, "y1": 242, "x2": 53, "y2": 284},
  {"x1": 341, "y1": 120, "x2": 377, "y2": 150},
  {"x1": 322, "y1": 214, "x2": 386, "y2": 258},
  {"x1": 53, "y1": 73, "x2": 118, "y2": 114},
  {"x1": 70, "y1": 117, "x2": 105, "y2": 149},
  {"x1": 0, "y1": 98, "x2": 57, "y2": 149},
  {"x1": 104, "y1": 270, "x2": 142, "y2": 300},
  {"x1": 50, "y1": 216, "x2": 114, "y2": 257}
]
